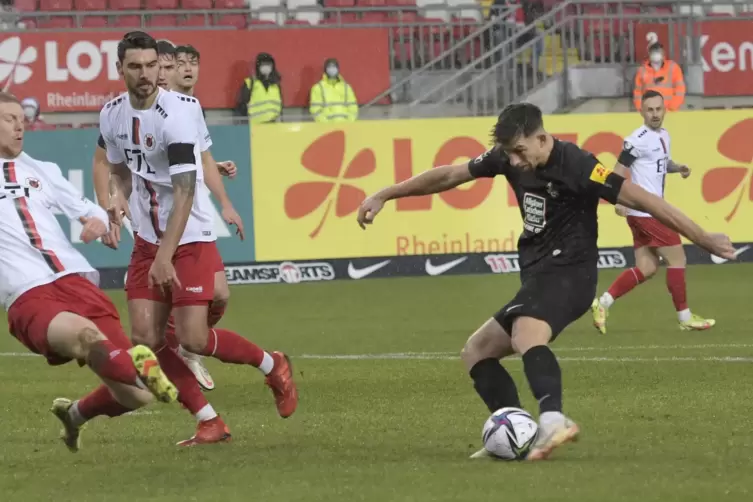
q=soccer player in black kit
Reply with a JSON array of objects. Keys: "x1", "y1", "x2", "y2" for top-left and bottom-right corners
[{"x1": 356, "y1": 103, "x2": 735, "y2": 461}]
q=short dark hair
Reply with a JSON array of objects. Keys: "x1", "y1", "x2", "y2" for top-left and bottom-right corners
[
  {"x1": 641, "y1": 90, "x2": 664, "y2": 104},
  {"x1": 175, "y1": 44, "x2": 200, "y2": 62},
  {"x1": 156, "y1": 39, "x2": 176, "y2": 57},
  {"x1": 117, "y1": 31, "x2": 158, "y2": 63},
  {"x1": 493, "y1": 103, "x2": 544, "y2": 146},
  {"x1": 0, "y1": 92, "x2": 20, "y2": 105}
]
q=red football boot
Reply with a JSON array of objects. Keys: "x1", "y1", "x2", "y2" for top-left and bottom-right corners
[
  {"x1": 265, "y1": 352, "x2": 298, "y2": 418},
  {"x1": 176, "y1": 416, "x2": 231, "y2": 447}
]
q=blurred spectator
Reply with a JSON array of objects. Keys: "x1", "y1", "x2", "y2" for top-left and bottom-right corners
[
  {"x1": 633, "y1": 35, "x2": 685, "y2": 111},
  {"x1": 21, "y1": 97, "x2": 54, "y2": 131},
  {"x1": 233, "y1": 52, "x2": 282, "y2": 124},
  {"x1": 309, "y1": 58, "x2": 358, "y2": 123}
]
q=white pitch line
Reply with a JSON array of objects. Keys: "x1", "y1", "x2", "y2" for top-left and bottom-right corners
[{"x1": 298, "y1": 354, "x2": 753, "y2": 363}]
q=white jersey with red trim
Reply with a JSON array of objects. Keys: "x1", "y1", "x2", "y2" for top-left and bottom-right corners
[
  {"x1": 99, "y1": 88, "x2": 215, "y2": 246},
  {"x1": 0, "y1": 153, "x2": 108, "y2": 310},
  {"x1": 618, "y1": 125, "x2": 671, "y2": 218}
]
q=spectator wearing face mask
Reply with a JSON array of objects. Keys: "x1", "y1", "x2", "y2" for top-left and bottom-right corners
[
  {"x1": 21, "y1": 97, "x2": 54, "y2": 131},
  {"x1": 633, "y1": 34, "x2": 685, "y2": 111},
  {"x1": 309, "y1": 58, "x2": 358, "y2": 123},
  {"x1": 233, "y1": 52, "x2": 282, "y2": 124}
]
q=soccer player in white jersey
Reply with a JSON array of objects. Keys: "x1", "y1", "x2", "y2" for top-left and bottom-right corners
[
  {"x1": 100, "y1": 32, "x2": 298, "y2": 445},
  {"x1": 0, "y1": 91, "x2": 179, "y2": 452},
  {"x1": 591, "y1": 90, "x2": 715, "y2": 333},
  {"x1": 92, "y1": 39, "x2": 242, "y2": 392}
]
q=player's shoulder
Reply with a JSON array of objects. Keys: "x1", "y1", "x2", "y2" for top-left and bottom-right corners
[
  {"x1": 159, "y1": 90, "x2": 203, "y2": 117},
  {"x1": 99, "y1": 92, "x2": 128, "y2": 124},
  {"x1": 626, "y1": 125, "x2": 651, "y2": 145},
  {"x1": 17, "y1": 152, "x2": 62, "y2": 178},
  {"x1": 557, "y1": 139, "x2": 593, "y2": 165}
]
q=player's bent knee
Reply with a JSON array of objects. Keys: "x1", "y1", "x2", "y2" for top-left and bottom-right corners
[
  {"x1": 213, "y1": 272, "x2": 230, "y2": 304},
  {"x1": 461, "y1": 318, "x2": 513, "y2": 368},
  {"x1": 172, "y1": 304, "x2": 210, "y2": 353},
  {"x1": 510, "y1": 317, "x2": 552, "y2": 355},
  {"x1": 47, "y1": 312, "x2": 104, "y2": 361}
]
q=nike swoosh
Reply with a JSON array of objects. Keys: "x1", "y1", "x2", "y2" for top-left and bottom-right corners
[
  {"x1": 506, "y1": 304, "x2": 523, "y2": 312},
  {"x1": 425, "y1": 257, "x2": 467, "y2": 276},
  {"x1": 710, "y1": 245, "x2": 751, "y2": 264},
  {"x1": 347, "y1": 260, "x2": 390, "y2": 279}
]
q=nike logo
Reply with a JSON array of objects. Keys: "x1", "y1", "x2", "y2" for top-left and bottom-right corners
[
  {"x1": 347, "y1": 260, "x2": 390, "y2": 279},
  {"x1": 710, "y1": 245, "x2": 751, "y2": 264},
  {"x1": 425, "y1": 257, "x2": 467, "y2": 276},
  {"x1": 506, "y1": 304, "x2": 523, "y2": 312}
]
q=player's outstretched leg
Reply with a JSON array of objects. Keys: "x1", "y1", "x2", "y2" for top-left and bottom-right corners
[
  {"x1": 658, "y1": 246, "x2": 715, "y2": 331},
  {"x1": 461, "y1": 319, "x2": 521, "y2": 459},
  {"x1": 511, "y1": 317, "x2": 579, "y2": 461},
  {"x1": 593, "y1": 248, "x2": 657, "y2": 334}
]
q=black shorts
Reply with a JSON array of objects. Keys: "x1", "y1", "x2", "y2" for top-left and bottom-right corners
[{"x1": 493, "y1": 263, "x2": 597, "y2": 341}]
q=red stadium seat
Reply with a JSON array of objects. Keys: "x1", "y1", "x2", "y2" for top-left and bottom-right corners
[
  {"x1": 323, "y1": 0, "x2": 354, "y2": 6},
  {"x1": 148, "y1": 14, "x2": 178, "y2": 26},
  {"x1": 39, "y1": 0, "x2": 73, "y2": 10},
  {"x1": 284, "y1": 18, "x2": 310, "y2": 25},
  {"x1": 81, "y1": 15, "x2": 109, "y2": 26},
  {"x1": 357, "y1": 0, "x2": 385, "y2": 6},
  {"x1": 183, "y1": 14, "x2": 212, "y2": 25},
  {"x1": 249, "y1": 17, "x2": 276, "y2": 25},
  {"x1": 322, "y1": 11, "x2": 358, "y2": 23},
  {"x1": 385, "y1": 0, "x2": 415, "y2": 6},
  {"x1": 214, "y1": 0, "x2": 245, "y2": 8},
  {"x1": 113, "y1": 14, "x2": 143, "y2": 26},
  {"x1": 360, "y1": 11, "x2": 388, "y2": 22},
  {"x1": 110, "y1": 0, "x2": 142, "y2": 10},
  {"x1": 215, "y1": 14, "x2": 247, "y2": 27},
  {"x1": 145, "y1": 0, "x2": 178, "y2": 9},
  {"x1": 14, "y1": 0, "x2": 38, "y2": 10},
  {"x1": 181, "y1": 0, "x2": 211, "y2": 8},
  {"x1": 75, "y1": 0, "x2": 106, "y2": 9},
  {"x1": 37, "y1": 16, "x2": 75, "y2": 27},
  {"x1": 19, "y1": 17, "x2": 37, "y2": 28}
]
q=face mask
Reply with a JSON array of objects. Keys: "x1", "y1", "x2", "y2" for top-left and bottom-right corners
[
  {"x1": 649, "y1": 52, "x2": 663, "y2": 65},
  {"x1": 259, "y1": 64, "x2": 272, "y2": 76},
  {"x1": 23, "y1": 107, "x2": 36, "y2": 120},
  {"x1": 326, "y1": 66, "x2": 339, "y2": 78}
]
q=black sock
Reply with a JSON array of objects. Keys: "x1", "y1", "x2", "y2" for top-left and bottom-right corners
[
  {"x1": 469, "y1": 358, "x2": 521, "y2": 412},
  {"x1": 522, "y1": 345, "x2": 563, "y2": 414}
]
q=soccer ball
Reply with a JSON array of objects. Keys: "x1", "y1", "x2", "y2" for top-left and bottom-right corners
[{"x1": 481, "y1": 407, "x2": 539, "y2": 460}]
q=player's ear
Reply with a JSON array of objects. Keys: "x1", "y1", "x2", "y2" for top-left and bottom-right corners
[{"x1": 116, "y1": 61, "x2": 124, "y2": 78}]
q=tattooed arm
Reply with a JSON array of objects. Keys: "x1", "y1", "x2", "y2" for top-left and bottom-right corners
[{"x1": 156, "y1": 169, "x2": 196, "y2": 263}]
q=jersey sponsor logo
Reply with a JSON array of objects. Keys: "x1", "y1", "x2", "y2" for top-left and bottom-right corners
[
  {"x1": 144, "y1": 133, "x2": 156, "y2": 151},
  {"x1": 522, "y1": 193, "x2": 546, "y2": 233},
  {"x1": 424, "y1": 256, "x2": 467, "y2": 276},
  {"x1": 589, "y1": 163, "x2": 612, "y2": 184},
  {"x1": 484, "y1": 253, "x2": 521, "y2": 273},
  {"x1": 347, "y1": 259, "x2": 390, "y2": 279},
  {"x1": 225, "y1": 261, "x2": 335, "y2": 284}
]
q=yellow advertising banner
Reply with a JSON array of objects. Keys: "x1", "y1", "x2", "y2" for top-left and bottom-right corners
[{"x1": 251, "y1": 111, "x2": 753, "y2": 261}]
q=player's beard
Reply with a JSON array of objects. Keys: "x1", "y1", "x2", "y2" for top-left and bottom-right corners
[{"x1": 129, "y1": 79, "x2": 157, "y2": 100}]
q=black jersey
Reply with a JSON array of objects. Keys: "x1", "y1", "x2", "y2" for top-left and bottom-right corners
[{"x1": 468, "y1": 139, "x2": 625, "y2": 272}]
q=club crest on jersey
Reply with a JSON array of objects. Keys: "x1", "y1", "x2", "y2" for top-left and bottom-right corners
[
  {"x1": 546, "y1": 182, "x2": 559, "y2": 198},
  {"x1": 25, "y1": 177, "x2": 41, "y2": 190},
  {"x1": 144, "y1": 133, "x2": 156, "y2": 151}
]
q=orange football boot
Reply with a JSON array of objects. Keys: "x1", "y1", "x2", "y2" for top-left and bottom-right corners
[
  {"x1": 265, "y1": 352, "x2": 299, "y2": 418},
  {"x1": 176, "y1": 416, "x2": 231, "y2": 447}
]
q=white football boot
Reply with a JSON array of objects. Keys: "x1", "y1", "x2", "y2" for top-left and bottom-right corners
[
  {"x1": 179, "y1": 346, "x2": 215, "y2": 391},
  {"x1": 526, "y1": 412, "x2": 580, "y2": 461}
]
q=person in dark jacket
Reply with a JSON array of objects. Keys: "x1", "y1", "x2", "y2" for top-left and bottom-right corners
[{"x1": 233, "y1": 52, "x2": 283, "y2": 124}]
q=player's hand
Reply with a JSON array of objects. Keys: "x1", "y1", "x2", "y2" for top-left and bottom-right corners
[
  {"x1": 217, "y1": 160, "x2": 237, "y2": 178},
  {"x1": 107, "y1": 195, "x2": 130, "y2": 227},
  {"x1": 614, "y1": 204, "x2": 628, "y2": 217},
  {"x1": 702, "y1": 232, "x2": 735, "y2": 260},
  {"x1": 222, "y1": 204, "x2": 245, "y2": 241},
  {"x1": 79, "y1": 216, "x2": 108, "y2": 243},
  {"x1": 148, "y1": 258, "x2": 182, "y2": 295},
  {"x1": 679, "y1": 165, "x2": 691, "y2": 179},
  {"x1": 101, "y1": 224, "x2": 121, "y2": 250},
  {"x1": 357, "y1": 195, "x2": 385, "y2": 229}
]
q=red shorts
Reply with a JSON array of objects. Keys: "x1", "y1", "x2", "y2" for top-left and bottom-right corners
[
  {"x1": 126, "y1": 236, "x2": 220, "y2": 307},
  {"x1": 627, "y1": 216, "x2": 682, "y2": 249},
  {"x1": 7, "y1": 274, "x2": 131, "y2": 366}
]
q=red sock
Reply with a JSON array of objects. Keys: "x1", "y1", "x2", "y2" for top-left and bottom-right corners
[
  {"x1": 607, "y1": 267, "x2": 646, "y2": 300},
  {"x1": 208, "y1": 302, "x2": 226, "y2": 328},
  {"x1": 666, "y1": 267, "x2": 688, "y2": 311},
  {"x1": 77, "y1": 384, "x2": 132, "y2": 419},
  {"x1": 155, "y1": 344, "x2": 209, "y2": 414},
  {"x1": 202, "y1": 328, "x2": 265, "y2": 367},
  {"x1": 86, "y1": 340, "x2": 139, "y2": 386},
  {"x1": 164, "y1": 316, "x2": 180, "y2": 350}
]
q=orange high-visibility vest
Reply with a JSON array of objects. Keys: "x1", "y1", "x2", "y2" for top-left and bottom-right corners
[{"x1": 633, "y1": 60, "x2": 686, "y2": 111}]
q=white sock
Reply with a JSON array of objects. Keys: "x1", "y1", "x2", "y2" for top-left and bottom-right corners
[
  {"x1": 68, "y1": 401, "x2": 87, "y2": 428},
  {"x1": 677, "y1": 309, "x2": 691, "y2": 323},
  {"x1": 194, "y1": 404, "x2": 218, "y2": 422},
  {"x1": 259, "y1": 352, "x2": 275, "y2": 376},
  {"x1": 599, "y1": 292, "x2": 615, "y2": 309},
  {"x1": 539, "y1": 411, "x2": 565, "y2": 426}
]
